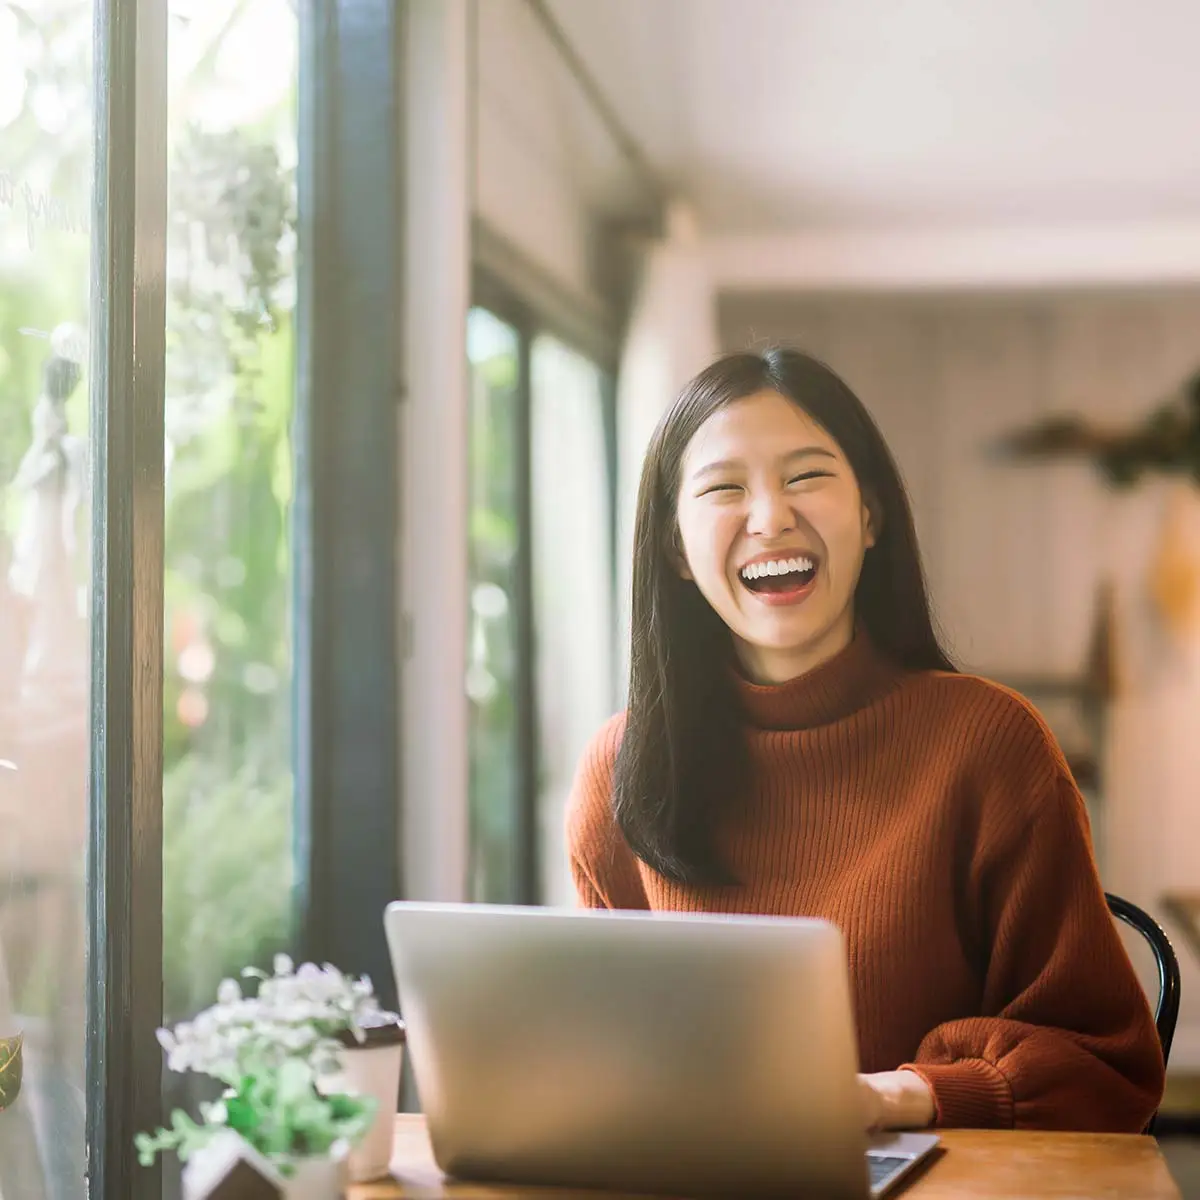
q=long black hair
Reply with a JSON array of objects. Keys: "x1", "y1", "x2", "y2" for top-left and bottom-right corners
[{"x1": 612, "y1": 348, "x2": 954, "y2": 885}]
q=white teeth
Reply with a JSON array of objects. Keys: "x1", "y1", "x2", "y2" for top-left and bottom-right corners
[{"x1": 739, "y1": 556, "x2": 815, "y2": 582}]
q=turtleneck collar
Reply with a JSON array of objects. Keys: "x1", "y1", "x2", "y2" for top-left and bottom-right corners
[{"x1": 735, "y1": 629, "x2": 904, "y2": 731}]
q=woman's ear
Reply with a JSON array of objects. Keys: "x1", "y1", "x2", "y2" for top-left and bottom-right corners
[
  {"x1": 863, "y1": 490, "x2": 883, "y2": 550},
  {"x1": 668, "y1": 527, "x2": 693, "y2": 580}
]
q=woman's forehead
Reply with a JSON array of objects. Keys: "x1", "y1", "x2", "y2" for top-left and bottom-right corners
[{"x1": 681, "y1": 390, "x2": 838, "y2": 472}]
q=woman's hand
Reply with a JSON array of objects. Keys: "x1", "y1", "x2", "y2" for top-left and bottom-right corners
[{"x1": 856, "y1": 1070, "x2": 936, "y2": 1131}]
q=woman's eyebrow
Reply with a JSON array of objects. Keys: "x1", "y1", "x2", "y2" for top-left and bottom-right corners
[{"x1": 691, "y1": 446, "x2": 837, "y2": 480}]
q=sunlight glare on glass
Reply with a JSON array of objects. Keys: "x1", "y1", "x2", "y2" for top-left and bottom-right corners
[
  {"x1": 0, "y1": 7, "x2": 26, "y2": 129},
  {"x1": 468, "y1": 307, "x2": 518, "y2": 365},
  {"x1": 472, "y1": 580, "x2": 509, "y2": 621},
  {"x1": 168, "y1": 0, "x2": 297, "y2": 135},
  {"x1": 177, "y1": 640, "x2": 216, "y2": 685}
]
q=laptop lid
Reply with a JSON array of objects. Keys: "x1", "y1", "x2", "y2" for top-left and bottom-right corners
[{"x1": 385, "y1": 901, "x2": 876, "y2": 1198}]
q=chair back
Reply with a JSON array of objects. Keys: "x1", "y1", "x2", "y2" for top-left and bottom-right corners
[{"x1": 1106, "y1": 892, "x2": 1181, "y2": 1136}]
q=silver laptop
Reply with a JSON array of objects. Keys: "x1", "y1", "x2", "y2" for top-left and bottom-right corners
[{"x1": 384, "y1": 901, "x2": 940, "y2": 1198}]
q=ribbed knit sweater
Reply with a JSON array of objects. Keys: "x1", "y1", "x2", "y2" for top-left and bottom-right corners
[{"x1": 566, "y1": 633, "x2": 1165, "y2": 1132}]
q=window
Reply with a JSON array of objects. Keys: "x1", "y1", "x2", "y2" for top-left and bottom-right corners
[
  {"x1": 0, "y1": 0, "x2": 404, "y2": 1194},
  {"x1": 0, "y1": 0, "x2": 94, "y2": 1191},
  {"x1": 162, "y1": 0, "x2": 298, "y2": 1027},
  {"x1": 465, "y1": 292, "x2": 617, "y2": 906},
  {"x1": 158, "y1": 7, "x2": 300, "y2": 1188},
  {"x1": 466, "y1": 307, "x2": 526, "y2": 903},
  {"x1": 530, "y1": 335, "x2": 614, "y2": 907}
]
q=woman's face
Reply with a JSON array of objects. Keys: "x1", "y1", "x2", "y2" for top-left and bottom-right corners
[{"x1": 675, "y1": 389, "x2": 875, "y2": 684}]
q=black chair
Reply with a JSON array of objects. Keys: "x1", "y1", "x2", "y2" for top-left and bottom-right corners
[{"x1": 1106, "y1": 892, "x2": 1181, "y2": 1135}]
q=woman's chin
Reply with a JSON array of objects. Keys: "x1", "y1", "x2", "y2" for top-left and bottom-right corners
[{"x1": 734, "y1": 614, "x2": 854, "y2": 676}]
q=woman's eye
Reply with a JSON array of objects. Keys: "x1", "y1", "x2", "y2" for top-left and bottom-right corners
[
  {"x1": 699, "y1": 483, "x2": 741, "y2": 496},
  {"x1": 787, "y1": 471, "x2": 832, "y2": 485}
]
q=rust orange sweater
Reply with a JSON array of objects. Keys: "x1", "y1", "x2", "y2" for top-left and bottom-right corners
[{"x1": 566, "y1": 633, "x2": 1165, "y2": 1132}]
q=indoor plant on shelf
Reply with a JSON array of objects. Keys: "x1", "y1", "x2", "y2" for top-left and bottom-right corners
[{"x1": 136, "y1": 955, "x2": 401, "y2": 1198}]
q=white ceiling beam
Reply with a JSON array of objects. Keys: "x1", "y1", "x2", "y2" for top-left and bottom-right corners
[{"x1": 707, "y1": 220, "x2": 1200, "y2": 291}]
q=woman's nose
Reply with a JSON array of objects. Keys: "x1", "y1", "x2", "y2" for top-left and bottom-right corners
[{"x1": 746, "y1": 488, "x2": 796, "y2": 538}]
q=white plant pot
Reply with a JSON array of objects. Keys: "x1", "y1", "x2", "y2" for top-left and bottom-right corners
[
  {"x1": 322, "y1": 1021, "x2": 406, "y2": 1183},
  {"x1": 182, "y1": 1133, "x2": 348, "y2": 1200},
  {"x1": 284, "y1": 1154, "x2": 348, "y2": 1200}
]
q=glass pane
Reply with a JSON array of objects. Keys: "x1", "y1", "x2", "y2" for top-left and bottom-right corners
[
  {"x1": 0, "y1": 0, "x2": 94, "y2": 1193},
  {"x1": 530, "y1": 336, "x2": 614, "y2": 907},
  {"x1": 160, "y1": 0, "x2": 298, "y2": 1160},
  {"x1": 466, "y1": 307, "x2": 522, "y2": 903}
]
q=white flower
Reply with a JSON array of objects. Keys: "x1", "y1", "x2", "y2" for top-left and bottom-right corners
[
  {"x1": 280, "y1": 1025, "x2": 316, "y2": 1051},
  {"x1": 166, "y1": 1045, "x2": 194, "y2": 1074},
  {"x1": 199, "y1": 1099, "x2": 228, "y2": 1125},
  {"x1": 154, "y1": 956, "x2": 398, "y2": 1092},
  {"x1": 192, "y1": 1011, "x2": 218, "y2": 1040}
]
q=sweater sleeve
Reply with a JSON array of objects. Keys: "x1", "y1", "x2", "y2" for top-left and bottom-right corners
[
  {"x1": 901, "y1": 768, "x2": 1165, "y2": 1131},
  {"x1": 564, "y1": 714, "x2": 650, "y2": 911}
]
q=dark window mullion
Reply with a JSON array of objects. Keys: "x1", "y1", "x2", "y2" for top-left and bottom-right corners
[
  {"x1": 86, "y1": 0, "x2": 168, "y2": 1196},
  {"x1": 601, "y1": 371, "x2": 620, "y2": 706},
  {"x1": 513, "y1": 320, "x2": 539, "y2": 905},
  {"x1": 294, "y1": 0, "x2": 403, "y2": 1004}
]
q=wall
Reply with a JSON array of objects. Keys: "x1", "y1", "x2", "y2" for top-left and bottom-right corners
[
  {"x1": 472, "y1": 0, "x2": 613, "y2": 313},
  {"x1": 721, "y1": 288, "x2": 1200, "y2": 1068},
  {"x1": 401, "y1": 0, "x2": 626, "y2": 903},
  {"x1": 401, "y1": 0, "x2": 472, "y2": 902}
]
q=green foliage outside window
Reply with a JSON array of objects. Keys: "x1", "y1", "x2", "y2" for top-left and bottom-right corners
[{"x1": 0, "y1": 0, "x2": 298, "y2": 1025}]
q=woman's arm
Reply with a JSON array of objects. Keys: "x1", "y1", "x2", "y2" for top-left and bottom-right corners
[
  {"x1": 899, "y1": 771, "x2": 1164, "y2": 1131},
  {"x1": 858, "y1": 1070, "x2": 936, "y2": 1130}
]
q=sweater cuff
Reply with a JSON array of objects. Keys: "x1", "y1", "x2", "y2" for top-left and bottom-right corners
[{"x1": 899, "y1": 1059, "x2": 1014, "y2": 1129}]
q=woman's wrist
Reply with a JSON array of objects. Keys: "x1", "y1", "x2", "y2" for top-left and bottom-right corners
[{"x1": 858, "y1": 1069, "x2": 936, "y2": 1131}]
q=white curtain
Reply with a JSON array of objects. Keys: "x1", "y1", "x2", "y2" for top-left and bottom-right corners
[{"x1": 615, "y1": 201, "x2": 719, "y2": 694}]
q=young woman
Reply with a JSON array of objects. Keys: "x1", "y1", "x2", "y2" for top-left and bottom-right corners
[{"x1": 566, "y1": 348, "x2": 1164, "y2": 1134}]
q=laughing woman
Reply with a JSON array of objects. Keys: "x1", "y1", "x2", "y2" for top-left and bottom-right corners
[{"x1": 566, "y1": 348, "x2": 1164, "y2": 1134}]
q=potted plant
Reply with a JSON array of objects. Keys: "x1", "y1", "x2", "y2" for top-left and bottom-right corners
[
  {"x1": 323, "y1": 1011, "x2": 406, "y2": 1183},
  {"x1": 260, "y1": 956, "x2": 405, "y2": 1183},
  {"x1": 136, "y1": 955, "x2": 398, "y2": 1198}
]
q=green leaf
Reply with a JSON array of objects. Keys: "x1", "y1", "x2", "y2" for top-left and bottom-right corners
[
  {"x1": 224, "y1": 1093, "x2": 260, "y2": 1137},
  {"x1": 274, "y1": 1057, "x2": 314, "y2": 1104},
  {"x1": 0, "y1": 1033, "x2": 23, "y2": 1111},
  {"x1": 325, "y1": 1092, "x2": 362, "y2": 1120},
  {"x1": 171, "y1": 1109, "x2": 201, "y2": 1135}
]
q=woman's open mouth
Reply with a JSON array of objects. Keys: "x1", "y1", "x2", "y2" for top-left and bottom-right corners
[{"x1": 738, "y1": 554, "x2": 818, "y2": 607}]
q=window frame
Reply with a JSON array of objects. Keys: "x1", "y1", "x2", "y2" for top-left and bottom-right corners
[
  {"x1": 468, "y1": 254, "x2": 619, "y2": 906},
  {"x1": 293, "y1": 0, "x2": 405, "y2": 1008},
  {"x1": 86, "y1": 0, "x2": 169, "y2": 1195},
  {"x1": 78, "y1": 1, "x2": 410, "y2": 1193}
]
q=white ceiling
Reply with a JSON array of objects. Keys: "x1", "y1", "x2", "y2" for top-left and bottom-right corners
[{"x1": 545, "y1": 0, "x2": 1200, "y2": 234}]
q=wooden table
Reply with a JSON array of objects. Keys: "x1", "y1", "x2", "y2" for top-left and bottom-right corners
[{"x1": 348, "y1": 1115, "x2": 1180, "y2": 1199}]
